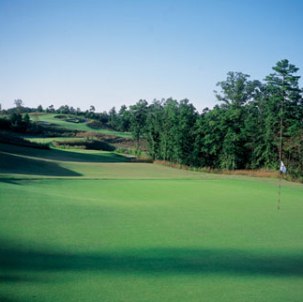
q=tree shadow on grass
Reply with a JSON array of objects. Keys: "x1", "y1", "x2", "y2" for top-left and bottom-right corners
[
  {"x1": 0, "y1": 296, "x2": 21, "y2": 302},
  {"x1": 0, "y1": 179, "x2": 22, "y2": 185},
  {"x1": 1, "y1": 240, "x2": 303, "y2": 279},
  {"x1": 0, "y1": 152, "x2": 81, "y2": 177},
  {"x1": 47, "y1": 148, "x2": 130, "y2": 163},
  {"x1": 0, "y1": 143, "x2": 130, "y2": 163}
]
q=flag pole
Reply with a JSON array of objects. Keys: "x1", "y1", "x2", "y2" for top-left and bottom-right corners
[{"x1": 277, "y1": 91, "x2": 284, "y2": 210}]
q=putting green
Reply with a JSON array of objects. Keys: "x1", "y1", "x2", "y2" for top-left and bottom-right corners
[{"x1": 0, "y1": 144, "x2": 302, "y2": 302}]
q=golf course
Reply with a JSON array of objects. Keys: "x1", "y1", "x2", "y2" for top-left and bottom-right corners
[
  {"x1": 1, "y1": 1, "x2": 303, "y2": 300},
  {"x1": 1, "y1": 141, "x2": 303, "y2": 302}
]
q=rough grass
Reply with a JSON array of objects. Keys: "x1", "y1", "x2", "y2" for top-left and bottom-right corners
[
  {"x1": 0, "y1": 143, "x2": 303, "y2": 302},
  {"x1": 154, "y1": 160, "x2": 280, "y2": 179}
]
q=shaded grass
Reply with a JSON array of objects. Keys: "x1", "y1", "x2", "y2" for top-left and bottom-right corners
[
  {"x1": 1, "y1": 239, "x2": 303, "y2": 276},
  {"x1": 0, "y1": 143, "x2": 129, "y2": 164},
  {"x1": 0, "y1": 152, "x2": 81, "y2": 177}
]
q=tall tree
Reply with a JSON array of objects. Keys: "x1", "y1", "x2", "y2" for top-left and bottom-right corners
[
  {"x1": 160, "y1": 98, "x2": 179, "y2": 162},
  {"x1": 264, "y1": 59, "x2": 302, "y2": 171},
  {"x1": 14, "y1": 99, "x2": 24, "y2": 113},
  {"x1": 108, "y1": 107, "x2": 119, "y2": 129},
  {"x1": 129, "y1": 100, "x2": 148, "y2": 153},
  {"x1": 146, "y1": 100, "x2": 163, "y2": 159},
  {"x1": 215, "y1": 72, "x2": 261, "y2": 107},
  {"x1": 214, "y1": 72, "x2": 262, "y2": 169},
  {"x1": 175, "y1": 99, "x2": 197, "y2": 165},
  {"x1": 117, "y1": 105, "x2": 131, "y2": 132}
]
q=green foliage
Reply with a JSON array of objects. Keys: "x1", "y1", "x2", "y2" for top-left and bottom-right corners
[
  {"x1": 263, "y1": 60, "x2": 303, "y2": 170},
  {"x1": 215, "y1": 72, "x2": 262, "y2": 107},
  {"x1": 54, "y1": 139, "x2": 115, "y2": 151},
  {"x1": 128, "y1": 59, "x2": 302, "y2": 178},
  {"x1": 0, "y1": 132, "x2": 49, "y2": 149},
  {"x1": 129, "y1": 99, "x2": 149, "y2": 151},
  {"x1": 1, "y1": 112, "x2": 32, "y2": 132}
]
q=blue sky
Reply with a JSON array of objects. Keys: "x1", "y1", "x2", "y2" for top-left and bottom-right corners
[{"x1": 0, "y1": 0, "x2": 303, "y2": 112}]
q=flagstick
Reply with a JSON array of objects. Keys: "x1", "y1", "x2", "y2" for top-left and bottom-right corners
[
  {"x1": 277, "y1": 91, "x2": 284, "y2": 211},
  {"x1": 277, "y1": 175, "x2": 281, "y2": 210}
]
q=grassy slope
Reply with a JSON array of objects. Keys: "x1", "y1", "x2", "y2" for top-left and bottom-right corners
[
  {"x1": 0, "y1": 143, "x2": 209, "y2": 180},
  {"x1": 0, "y1": 143, "x2": 303, "y2": 302},
  {"x1": 31, "y1": 113, "x2": 131, "y2": 138},
  {"x1": 26, "y1": 137, "x2": 87, "y2": 144}
]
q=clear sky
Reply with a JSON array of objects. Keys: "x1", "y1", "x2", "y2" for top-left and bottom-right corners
[{"x1": 0, "y1": 0, "x2": 303, "y2": 112}]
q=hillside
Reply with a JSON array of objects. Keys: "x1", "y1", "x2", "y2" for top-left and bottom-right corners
[{"x1": 30, "y1": 113, "x2": 132, "y2": 138}]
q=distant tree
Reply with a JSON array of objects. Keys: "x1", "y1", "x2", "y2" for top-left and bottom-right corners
[
  {"x1": 215, "y1": 72, "x2": 261, "y2": 107},
  {"x1": 10, "y1": 112, "x2": 22, "y2": 128},
  {"x1": 175, "y1": 99, "x2": 197, "y2": 165},
  {"x1": 86, "y1": 105, "x2": 96, "y2": 118},
  {"x1": 14, "y1": 99, "x2": 23, "y2": 108},
  {"x1": 14, "y1": 99, "x2": 24, "y2": 113},
  {"x1": 98, "y1": 111, "x2": 109, "y2": 126},
  {"x1": 194, "y1": 105, "x2": 225, "y2": 168},
  {"x1": 23, "y1": 113, "x2": 31, "y2": 127},
  {"x1": 146, "y1": 99, "x2": 163, "y2": 159},
  {"x1": 129, "y1": 100, "x2": 148, "y2": 153},
  {"x1": 47, "y1": 105, "x2": 55, "y2": 113},
  {"x1": 58, "y1": 105, "x2": 70, "y2": 114},
  {"x1": 37, "y1": 104, "x2": 43, "y2": 112},
  {"x1": 160, "y1": 98, "x2": 179, "y2": 161},
  {"x1": 69, "y1": 106, "x2": 76, "y2": 115},
  {"x1": 117, "y1": 105, "x2": 131, "y2": 132},
  {"x1": 108, "y1": 107, "x2": 119, "y2": 129},
  {"x1": 10, "y1": 112, "x2": 29, "y2": 131}
]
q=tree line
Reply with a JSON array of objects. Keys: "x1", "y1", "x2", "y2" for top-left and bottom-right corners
[
  {"x1": 1, "y1": 59, "x2": 302, "y2": 177},
  {"x1": 120, "y1": 59, "x2": 303, "y2": 177}
]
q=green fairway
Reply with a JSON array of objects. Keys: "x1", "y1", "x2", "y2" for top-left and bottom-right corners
[
  {"x1": 31, "y1": 113, "x2": 132, "y2": 138},
  {"x1": 0, "y1": 144, "x2": 303, "y2": 302},
  {"x1": 25, "y1": 136, "x2": 87, "y2": 144}
]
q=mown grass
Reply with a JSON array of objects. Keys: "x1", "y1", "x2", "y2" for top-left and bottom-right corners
[
  {"x1": 0, "y1": 143, "x2": 303, "y2": 302},
  {"x1": 0, "y1": 143, "x2": 210, "y2": 179},
  {"x1": 31, "y1": 113, "x2": 131, "y2": 138},
  {"x1": 25, "y1": 136, "x2": 86, "y2": 144}
]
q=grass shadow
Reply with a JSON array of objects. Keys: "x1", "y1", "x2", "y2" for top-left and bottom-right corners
[
  {"x1": 0, "y1": 296, "x2": 21, "y2": 302},
  {"x1": 0, "y1": 143, "x2": 130, "y2": 163},
  {"x1": 0, "y1": 152, "x2": 81, "y2": 177},
  {"x1": 0, "y1": 178, "x2": 22, "y2": 185},
  {"x1": 1, "y1": 240, "x2": 302, "y2": 278},
  {"x1": 47, "y1": 148, "x2": 130, "y2": 163}
]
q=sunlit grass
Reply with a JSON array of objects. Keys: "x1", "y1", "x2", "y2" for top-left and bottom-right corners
[
  {"x1": 30, "y1": 113, "x2": 132, "y2": 138},
  {"x1": 0, "y1": 143, "x2": 303, "y2": 302}
]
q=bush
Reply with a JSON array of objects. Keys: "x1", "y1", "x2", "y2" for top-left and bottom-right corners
[
  {"x1": 54, "y1": 114, "x2": 67, "y2": 119},
  {"x1": 55, "y1": 139, "x2": 115, "y2": 151},
  {"x1": 87, "y1": 120, "x2": 103, "y2": 129},
  {"x1": 0, "y1": 131, "x2": 50, "y2": 149}
]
